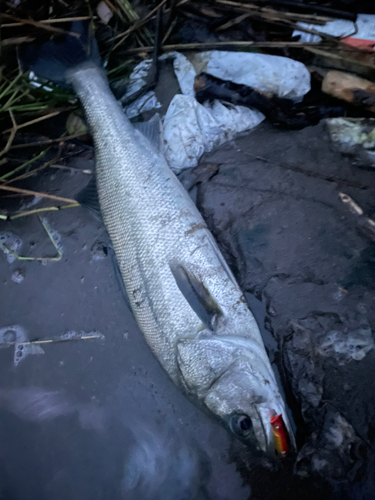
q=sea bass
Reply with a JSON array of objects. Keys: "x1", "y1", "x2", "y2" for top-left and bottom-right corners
[{"x1": 24, "y1": 23, "x2": 293, "y2": 453}]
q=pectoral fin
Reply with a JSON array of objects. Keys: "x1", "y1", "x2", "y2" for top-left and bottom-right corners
[{"x1": 170, "y1": 263, "x2": 223, "y2": 331}]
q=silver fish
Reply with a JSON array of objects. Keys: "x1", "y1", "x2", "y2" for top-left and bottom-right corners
[{"x1": 26, "y1": 25, "x2": 293, "y2": 453}]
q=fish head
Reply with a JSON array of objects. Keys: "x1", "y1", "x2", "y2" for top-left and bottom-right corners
[
  {"x1": 177, "y1": 336, "x2": 292, "y2": 454},
  {"x1": 204, "y1": 359, "x2": 290, "y2": 453}
]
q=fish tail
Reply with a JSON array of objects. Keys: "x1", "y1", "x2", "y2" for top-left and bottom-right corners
[{"x1": 20, "y1": 20, "x2": 101, "y2": 87}]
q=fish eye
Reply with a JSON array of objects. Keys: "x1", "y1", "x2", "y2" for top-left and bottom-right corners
[{"x1": 230, "y1": 414, "x2": 253, "y2": 436}]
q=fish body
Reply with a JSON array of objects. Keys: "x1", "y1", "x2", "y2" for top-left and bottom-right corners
[{"x1": 25, "y1": 26, "x2": 293, "y2": 453}]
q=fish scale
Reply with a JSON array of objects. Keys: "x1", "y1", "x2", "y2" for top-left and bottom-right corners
[{"x1": 64, "y1": 61, "x2": 292, "y2": 453}]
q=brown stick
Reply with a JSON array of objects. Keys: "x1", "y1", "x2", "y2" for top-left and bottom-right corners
[
  {"x1": 2, "y1": 16, "x2": 95, "y2": 28},
  {"x1": 1, "y1": 14, "x2": 80, "y2": 37},
  {"x1": 3, "y1": 110, "x2": 67, "y2": 134},
  {"x1": 10, "y1": 133, "x2": 88, "y2": 150},
  {"x1": 0, "y1": 185, "x2": 78, "y2": 204},
  {"x1": 1, "y1": 36, "x2": 36, "y2": 46},
  {"x1": 246, "y1": 0, "x2": 357, "y2": 22},
  {"x1": 121, "y1": 40, "x2": 323, "y2": 55},
  {"x1": 0, "y1": 110, "x2": 17, "y2": 158}
]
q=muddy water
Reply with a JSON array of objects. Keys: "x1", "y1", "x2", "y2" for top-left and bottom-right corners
[{"x1": 0, "y1": 122, "x2": 374, "y2": 499}]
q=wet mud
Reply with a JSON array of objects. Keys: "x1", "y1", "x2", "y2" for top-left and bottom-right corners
[{"x1": 0, "y1": 121, "x2": 374, "y2": 499}]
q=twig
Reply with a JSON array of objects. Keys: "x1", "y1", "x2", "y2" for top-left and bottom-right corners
[
  {"x1": 110, "y1": 0, "x2": 167, "y2": 51},
  {"x1": 239, "y1": 150, "x2": 368, "y2": 190},
  {"x1": 2, "y1": 16, "x2": 96, "y2": 27},
  {"x1": 9, "y1": 133, "x2": 88, "y2": 150},
  {"x1": 10, "y1": 204, "x2": 79, "y2": 220},
  {"x1": 213, "y1": 0, "x2": 331, "y2": 24},
  {"x1": 247, "y1": 0, "x2": 357, "y2": 22},
  {"x1": 339, "y1": 193, "x2": 363, "y2": 215},
  {"x1": 0, "y1": 148, "x2": 49, "y2": 182},
  {"x1": 215, "y1": 13, "x2": 252, "y2": 32},
  {"x1": 3, "y1": 144, "x2": 64, "y2": 185},
  {"x1": 162, "y1": 17, "x2": 177, "y2": 45},
  {"x1": 3, "y1": 110, "x2": 67, "y2": 134},
  {"x1": 21, "y1": 333, "x2": 103, "y2": 345},
  {"x1": 1, "y1": 216, "x2": 62, "y2": 261},
  {"x1": 50, "y1": 164, "x2": 92, "y2": 174},
  {"x1": 304, "y1": 46, "x2": 375, "y2": 71},
  {"x1": 339, "y1": 192, "x2": 375, "y2": 242},
  {"x1": 2, "y1": 14, "x2": 80, "y2": 37},
  {"x1": 121, "y1": 40, "x2": 325, "y2": 55},
  {"x1": 0, "y1": 185, "x2": 77, "y2": 204},
  {"x1": 0, "y1": 110, "x2": 17, "y2": 158},
  {"x1": 120, "y1": 5, "x2": 163, "y2": 107},
  {"x1": 1, "y1": 36, "x2": 36, "y2": 46},
  {"x1": 162, "y1": 0, "x2": 177, "y2": 44}
]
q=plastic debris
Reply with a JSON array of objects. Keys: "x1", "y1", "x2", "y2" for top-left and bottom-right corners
[
  {"x1": 166, "y1": 52, "x2": 197, "y2": 96},
  {"x1": 163, "y1": 94, "x2": 264, "y2": 170},
  {"x1": 120, "y1": 59, "x2": 162, "y2": 119},
  {"x1": 96, "y1": 0, "x2": 113, "y2": 24},
  {"x1": 294, "y1": 14, "x2": 375, "y2": 48},
  {"x1": 121, "y1": 51, "x2": 311, "y2": 170},
  {"x1": 189, "y1": 51, "x2": 311, "y2": 101},
  {"x1": 326, "y1": 117, "x2": 375, "y2": 168}
]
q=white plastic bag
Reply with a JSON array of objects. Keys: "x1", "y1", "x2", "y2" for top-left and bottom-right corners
[
  {"x1": 293, "y1": 14, "x2": 375, "y2": 44},
  {"x1": 122, "y1": 51, "x2": 311, "y2": 169},
  {"x1": 190, "y1": 51, "x2": 311, "y2": 101},
  {"x1": 163, "y1": 95, "x2": 264, "y2": 170}
]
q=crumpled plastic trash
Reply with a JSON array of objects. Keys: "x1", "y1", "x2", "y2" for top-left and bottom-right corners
[
  {"x1": 189, "y1": 51, "x2": 311, "y2": 101},
  {"x1": 326, "y1": 117, "x2": 375, "y2": 168},
  {"x1": 122, "y1": 51, "x2": 311, "y2": 170},
  {"x1": 293, "y1": 14, "x2": 375, "y2": 47},
  {"x1": 120, "y1": 59, "x2": 162, "y2": 119},
  {"x1": 163, "y1": 95, "x2": 264, "y2": 170}
]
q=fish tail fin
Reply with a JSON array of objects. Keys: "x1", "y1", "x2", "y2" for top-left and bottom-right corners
[{"x1": 20, "y1": 20, "x2": 101, "y2": 86}]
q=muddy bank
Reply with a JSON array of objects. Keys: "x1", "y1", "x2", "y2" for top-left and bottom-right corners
[{"x1": 0, "y1": 121, "x2": 374, "y2": 499}]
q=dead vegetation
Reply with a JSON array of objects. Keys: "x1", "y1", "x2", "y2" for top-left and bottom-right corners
[{"x1": 0, "y1": 0, "x2": 374, "y2": 219}]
